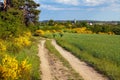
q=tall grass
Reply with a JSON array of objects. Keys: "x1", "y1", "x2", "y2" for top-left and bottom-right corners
[
  {"x1": 16, "y1": 43, "x2": 40, "y2": 80},
  {"x1": 56, "y1": 33, "x2": 120, "y2": 80}
]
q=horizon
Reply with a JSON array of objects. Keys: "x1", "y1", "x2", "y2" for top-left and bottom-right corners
[
  {"x1": 40, "y1": 19, "x2": 120, "y2": 22},
  {"x1": 31, "y1": 0, "x2": 119, "y2": 21}
]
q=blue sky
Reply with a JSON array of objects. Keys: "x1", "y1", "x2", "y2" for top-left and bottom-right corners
[{"x1": 34, "y1": 0, "x2": 120, "y2": 21}]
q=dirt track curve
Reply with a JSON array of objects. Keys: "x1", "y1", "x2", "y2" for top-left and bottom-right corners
[{"x1": 52, "y1": 40, "x2": 108, "y2": 80}]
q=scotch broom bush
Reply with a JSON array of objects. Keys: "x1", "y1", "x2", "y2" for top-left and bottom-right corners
[
  {"x1": 0, "y1": 54, "x2": 31, "y2": 80},
  {"x1": 14, "y1": 36, "x2": 31, "y2": 48},
  {"x1": 34, "y1": 29, "x2": 45, "y2": 36},
  {"x1": 0, "y1": 40, "x2": 6, "y2": 51}
]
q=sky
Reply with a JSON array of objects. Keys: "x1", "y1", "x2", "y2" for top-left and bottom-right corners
[{"x1": 29, "y1": 0, "x2": 120, "y2": 21}]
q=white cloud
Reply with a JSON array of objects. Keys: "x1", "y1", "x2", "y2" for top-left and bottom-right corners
[
  {"x1": 41, "y1": 4, "x2": 63, "y2": 10},
  {"x1": 37, "y1": 0, "x2": 120, "y2": 11},
  {"x1": 101, "y1": 3, "x2": 120, "y2": 11},
  {"x1": 84, "y1": 0, "x2": 106, "y2": 6},
  {"x1": 54, "y1": 0, "x2": 79, "y2": 6},
  {"x1": 83, "y1": 0, "x2": 120, "y2": 6},
  {"x1": 41, "y1": 4, "x2": 81, "y2": 10}
]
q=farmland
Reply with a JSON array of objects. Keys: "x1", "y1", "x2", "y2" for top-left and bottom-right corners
[{"x1": 56, "y1": 33, "x2": 120, "y2": 80}]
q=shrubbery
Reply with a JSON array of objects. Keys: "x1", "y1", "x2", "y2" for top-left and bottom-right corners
[
  {"x1": 0, "y1": 40, "x2": 6, "y2": 52},
  {"x1": 112, "y1": 27, "x2": 120, "y2": 35},
  {"x1": 0, "y1": 0, "x2": 40, "y2": 79},
  {"x1": 0, "y1": 54, "x2": 31, "y2": 80},
  {"x1": 73, "y1": 27, "x2": 93, "y2": 34},
  {"x1": 14, "y1": 36, "x2": 31, "y2": 48}
]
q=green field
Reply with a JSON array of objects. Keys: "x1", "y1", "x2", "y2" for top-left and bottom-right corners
[{"x1": 56, "y1": 33, "x2": 120, "y2": 80}]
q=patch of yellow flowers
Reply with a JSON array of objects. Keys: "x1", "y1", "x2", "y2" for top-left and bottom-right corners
[
  {"x1": 35, "y1": 29, "x2": 45, "y2": 36},
  {"x1": 14, "y1": 36, "x2": 31, "y2": 48},
  {"x1": 23, "y1": 31, "x2": 32, "y2": 38},
  {"x1": 0, "y1": 40, "x2": 6, "y2": 51},
  {"x1": 14, "y1": 32, "x2": 31, "y2": 48},
  {"x1": 73, "y1": 27, "x2": 93, "y2": 34},
  {"x1": 0, "y1": 54, "x2": 31, "y2": 80},
  {"x1": 0, "y1": 31, "x2": 32, "y2": 52}
]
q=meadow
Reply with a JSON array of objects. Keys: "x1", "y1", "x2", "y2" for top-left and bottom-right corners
[{"x1": 56, "y1": 33, "x2": 120, "y2": 80}]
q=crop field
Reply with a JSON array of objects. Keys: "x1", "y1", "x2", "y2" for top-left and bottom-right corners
[{"x1": 56, "y1": 33, "x2": 120, "y2": 80}]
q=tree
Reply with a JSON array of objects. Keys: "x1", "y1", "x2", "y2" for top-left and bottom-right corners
[
  {"x1": 112, "y1": 27, "x2": 120, "y2": 35},
  {"x1": 80, "y1": 21, "x2": 88, "y2": 27},
  {"x1": 48, "y1": 19, "x2": 55, "y2": 26},
  {"x1": 0, "y1": 0, "x2": 40, "y2": 39},
  {"x1": 18, "y1": 0, "x2": 40, "y2": 26}
]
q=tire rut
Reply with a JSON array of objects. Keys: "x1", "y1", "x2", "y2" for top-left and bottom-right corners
[
  {"x1": 51, "y1": 40, "x2": 108, "y2": 80},
  {"x1": 38, "y1": 40, "x2": 52, "y2": 80},
  {"x1": 38, "y1": 40, "x2": 82, "y2": 80}
]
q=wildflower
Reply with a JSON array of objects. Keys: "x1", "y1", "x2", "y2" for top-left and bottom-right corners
[{"x1": 0, "y1": 40, "x2": 6, "y2": 51}]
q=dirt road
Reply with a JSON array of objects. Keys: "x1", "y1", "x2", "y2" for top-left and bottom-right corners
[
  {"x1": 38, "y1": 40, "x2": 82, "y2": 80},
  {"x1": 38, "y1": 40, "x2": 52, "y2": 80},
  {"x1": 52, "y1": 40, "x2": 108, "y2": 80}
]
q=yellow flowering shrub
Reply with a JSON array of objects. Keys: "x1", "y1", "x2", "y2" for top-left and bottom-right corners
[
  {"x1": 23, "y1": 31, "x2": 32, "y2": 37},
  {"x1": 45, "y1": 30, "x2": 51, "y2": 34},
  {"x1": 0, "y1": 55, "x2": 31, "y2": 80},
  {"x1": 14, "y1": 36, "x2": 31, "y2": 48},
  {"x1": 19, "y1": 59, "x2": 31, "y2": 80},
  {"x1": 0, "y1": 40, "x2": 6, "y2": 51},
  {"x1": 52, "y1": 30, "x2": 56, "y2": 33},
  {"x1": 98, "y1": 32, "x2": 107, "y2": 35},
  {"x1": 73, "y1": 27, "x2": 93, "y2": 34},
  {"x1": 108, "y1": 32, "x2": 114, "y2": 35},
  {"x1": 35, "y1": 29, "x2": 45, "y2": 36},
  {"x1": 98, "y1": 32, "x2": 115, "y2": 35}
]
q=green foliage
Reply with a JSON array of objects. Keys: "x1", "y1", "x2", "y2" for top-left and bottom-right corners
[
  {"x1": 0, "y1": 0, "x2": 40, "y2": 38},
  {"x1": 89, "y1": 24, "x2": 120, "y2": 35},
  {"x1": 48, "y1": 19, "x2": 55, "y2": 26},
  {"x1": 16, "y1": 42, "x2": 40, "y2": 80},
  {"x1": 40, "y1": 21, "x2": 120, "y2": 35},
  {"x1": 80, "y1": 21, "x2": 88, "y2": 27},
  {"x1": 0, "y1": 0, "x2": 41, "y2": 79},
  {"x1": 56, "y1": 33, "x2": 120, "y2": 80},
  {"x1": 89, "y1": 24, "x2": 110, "y2": 33},
  {"x1": 0, "y1": 7, "x2": 25, "y2": 39},
  {"x1": 112, "y1": 26, "x2": 120, "y2": 35}
]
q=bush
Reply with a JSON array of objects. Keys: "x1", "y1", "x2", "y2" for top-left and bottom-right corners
[
  {"x1": 73, "y1": 27, "x2": 92, "y2": 34},
  {"x1": 112, "y1": 27, "x2": 120, "y2": 35},
  {"x1": 34, "y1": 29, "x2": 45, "y2": 36},
  {"x1": 0, "y1": 54, "x2": 31, "y2": 80},
  {"x1": 0, "y1": 40, "x2": 6, "y2": 51},
  {"x1": 14, "y1": 36, "x2": 31, "y2": 48}
]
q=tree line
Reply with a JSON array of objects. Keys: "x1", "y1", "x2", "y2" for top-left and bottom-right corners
[
  {"x1": 40, "y1": 19, "x2": 120, "y2": 35},
  {"x1": 0, "y1": 0, "x2": 40, "y2": 39}
]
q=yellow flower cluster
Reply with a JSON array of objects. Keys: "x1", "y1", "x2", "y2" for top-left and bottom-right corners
[
  {"x1": 98, "y1": 32, "x2": 114, "y2": 35},
  {"x1": 52, "y1": 30, "x2": 57, "y2": 33},
  {"x1": 0, "y1": 55, "x2": 31, "y2": 80},
  {"x1": 45, "y1": 30, "x2": 51, "y2": 34},
  {"x1": 19, "y1": 59, "x2": 31, "y2": 79},
  {"x1": 0, "y1": 40, "x2": 6, "y2": 51},
  {"x1": 108, "y1": 32, "x2": 114, "y2": 35},
  {"x1": 23, "y1": 31, "x2": 32, "y2": 37},
  {"x1": 35, "y1": 29, "x2": 45, "y2": 36},
  {"x1": 73, "y1": 27, "x2": 93, "y2": 34},
  {"x1": 14, "y1": 36, "x2": 31, "y2": 48}
]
